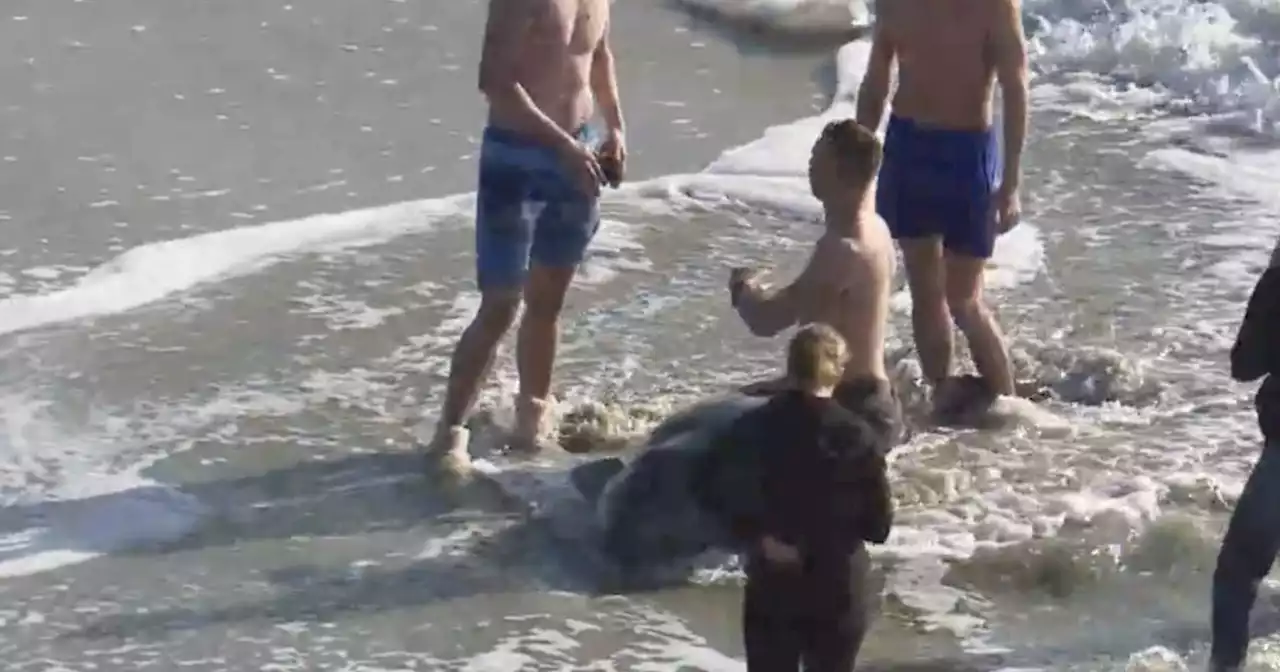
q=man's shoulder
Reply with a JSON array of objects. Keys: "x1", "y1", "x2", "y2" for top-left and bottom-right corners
[{"x1": 819, "y1": 226, "x2": 893, "y2": 269}]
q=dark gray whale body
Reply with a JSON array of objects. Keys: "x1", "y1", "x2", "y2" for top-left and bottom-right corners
[{"x1": 568, "y1": 393, "x2": 767, "y2": 570}]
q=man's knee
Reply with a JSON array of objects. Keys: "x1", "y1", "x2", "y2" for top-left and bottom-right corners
[
  {"x1": 470, "y1": 292, "x2": 521, "y2": 337},
  {"x1": 946, "y1": 293, "x2": 987, "y2": 331},
  {"x1": 522, "y1": 265, "x2": 576, "y2": 321},
  {"x1": 523, "y1": 290, "x2": 567, "y2": 322}
]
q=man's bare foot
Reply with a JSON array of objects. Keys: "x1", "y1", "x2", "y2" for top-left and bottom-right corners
[
  {"x1": 422, "y1": 424, "x2": 477, "y2": 487},
  {"x1": 506, "y1": 395, "x2": 559, "y2": 455}
]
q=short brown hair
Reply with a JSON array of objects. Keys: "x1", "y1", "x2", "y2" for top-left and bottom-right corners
[
  {"x1": 819, "y1": 118, "x2": 882, "y2": 188},
  {"x1": 787, "y1": 323, "x2": 849, "y2": 389}
]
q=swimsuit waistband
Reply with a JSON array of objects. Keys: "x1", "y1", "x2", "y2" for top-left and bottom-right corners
[
  {"x1": 483, "y1": 124, "x2": 592, "y2": 151},
  {"x1": 887, "y1": 114, "x2": 994, "y2": 141}
]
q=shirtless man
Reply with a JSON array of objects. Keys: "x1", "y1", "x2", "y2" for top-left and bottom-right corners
[
  {"x1": 729, "y1": 118, "x2": 902, "y2": 444},
  {"x1": 855, "y1": 0, "x2": 1029, "y2": 409},
  {"x1": 422, "y1": 0, "x2": 625, "y2": 483}
]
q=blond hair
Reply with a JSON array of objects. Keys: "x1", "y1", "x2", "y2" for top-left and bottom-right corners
[{"x1": 786, "y1": 323, "x2": 849, "y2": 390}]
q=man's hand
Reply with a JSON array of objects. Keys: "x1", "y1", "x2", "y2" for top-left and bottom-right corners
[
  {"x1": 991, "y1": 183, "x2": 1021, "y2": 235},
  {"x1": 760, "y1": 535, "x2": 801, "y2": 567},
  {"x1": 559, "y1": 140, "x2": 604, "y2": 197},
  {"x1": 729, "y1": 267, "x2": 762, "y2": 307},
  {"x1": 598, "y1": 129, "x2": 626, "y2": 188}
]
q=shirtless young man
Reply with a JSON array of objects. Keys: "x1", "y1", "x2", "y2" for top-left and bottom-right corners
[
  {"x1": 729, "y1": 119, "x2": 902, "y2": 444},
  {"x1": 422, "y1": 0, "x2": 625, "y2": 482},
  {"x1": 855, "y1": 0, "x2": 1029, "y2": 410}
]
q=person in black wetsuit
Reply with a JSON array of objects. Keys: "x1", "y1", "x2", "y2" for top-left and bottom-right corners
[
  {"x1": 1209, "y1": 242, "x2": 1280, "y2": 672},
  {"x1": 692, "y1": 323, "x2": 895, "y2": 672}
]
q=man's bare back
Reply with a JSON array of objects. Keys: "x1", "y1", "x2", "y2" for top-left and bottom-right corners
[
  {"x1": 793, "y1": 222, "x2": 895, "y2": 381},
  {"x1": 866, "y1": 0, "x2": 1018, "y2": 130}
]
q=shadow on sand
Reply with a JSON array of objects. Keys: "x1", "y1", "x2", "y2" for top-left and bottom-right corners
[{"x1": 0, "y1": 452, "x2": 462, "y2": 562}]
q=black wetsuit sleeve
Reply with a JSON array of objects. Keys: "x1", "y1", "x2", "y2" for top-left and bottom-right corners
[
  {"x1": 814, "y1": 421, "x2": 894, "y2": 553},
  {"x1": 1231, "y1": 266, "x2": 1280, "y2": 382},
  {"x1": 857, "y1": 453, "x2": 894, "y2": 544}
]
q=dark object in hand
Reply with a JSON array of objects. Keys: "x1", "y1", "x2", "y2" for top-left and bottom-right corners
[{"x1": 598, "y1": 152, "x2": 623, "y2": 189}]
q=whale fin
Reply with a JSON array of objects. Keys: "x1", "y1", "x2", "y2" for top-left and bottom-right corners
[{"x1": 569, "y1": 457, "x2": 626, "y2": 504}]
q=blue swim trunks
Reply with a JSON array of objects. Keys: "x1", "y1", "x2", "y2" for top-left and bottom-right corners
[
  {"x1": 474, "y1": 125, "x2": 601, "y2": 290},
  {"x1": 875, "y1": 115, "x2": 1002, "y2": 259}
]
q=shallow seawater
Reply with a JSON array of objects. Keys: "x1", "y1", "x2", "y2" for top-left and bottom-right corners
[
  {"x1": 2, "y1": 0, "x2": 1280, "y2": 669},
  {"x1": 0, "y1": 108, "x2": 1271, "y2": 671}
]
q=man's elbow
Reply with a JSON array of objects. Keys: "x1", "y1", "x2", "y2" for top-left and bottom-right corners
[
  {"x1": 744, "y1": 317, "x2": 785, "y2": 338},
  {"x1": 735, "y1": 303, "x2": 786, "y2": 337},
  {"x1": 999, "y1": 63, "x2": 1031, "y2": 102},
  {"x1": 746, "y1": 322, "x2": 778, "y2": 338},
  {"x1": 857, "y1": 77, "x2": 889, "y2": 112}
]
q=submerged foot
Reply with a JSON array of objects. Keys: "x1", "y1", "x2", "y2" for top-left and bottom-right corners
[
  {"x1": 420, "y1": 424, "x2": 477, "y2": 488},
  {"x1": 504, "y1": 395, "x2": 561, "y2": 456}
]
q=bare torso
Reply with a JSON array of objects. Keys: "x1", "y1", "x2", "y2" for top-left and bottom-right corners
[
  {"x1": 487, "y1": 0, "x2": 609, "y2": 135},
  {"x1": 797, "y1": 216, "x2": 896, "y2": 381},
  {"x1": 882, "y1": 0, "x2": 997, "y2": 130}
]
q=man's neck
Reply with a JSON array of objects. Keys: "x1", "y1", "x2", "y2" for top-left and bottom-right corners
[{"x1": 822, "y1": 192, "x2": 874, "y2": 237}]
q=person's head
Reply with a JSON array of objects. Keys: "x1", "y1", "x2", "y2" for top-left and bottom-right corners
[
  {"x1": 807, "y1": 118, "x2": 882, "y2": 205},
  {"x1": 786, "y1": 323, "x2": 849, "y2": 393}
]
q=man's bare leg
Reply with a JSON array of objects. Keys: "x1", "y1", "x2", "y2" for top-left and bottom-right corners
[
  {"x1": 426, "y1": 290, "x2": 521, "y2": 480},
  {"x1": 944, "y1": 253, "x2": 1015, "y2": 396},
  {"x1": 900, "y1": 237, "x2": 955, "y2": 387},
  {"x1": 511, "y1": 263, "x2": 577, "y2": 451}
]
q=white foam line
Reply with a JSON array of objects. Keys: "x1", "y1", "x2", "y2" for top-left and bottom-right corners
[
  {"x1": 0, "y1": 38, "x2": 1044, "y2": 342},
  {"x1": 0, "y1": 195, "x2": 472, "y2": 338}
]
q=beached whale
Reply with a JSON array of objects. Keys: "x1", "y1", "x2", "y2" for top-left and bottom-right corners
[
  {"x1": 568, "y1": 393, "x2": 767, "y2": 570},
  {"x1": 567, "y1": 380, "x2": 904, "y2": 571}
]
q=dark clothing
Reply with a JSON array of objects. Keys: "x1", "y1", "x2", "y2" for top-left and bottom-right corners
[
  {"x1": 1211, "y1": 265, "x2": 1280, "y2": 668},
  {"x1": 691, "y1": 386, "x2": 896, "y2": 672},
  {"x1": 834, "y1": 377, "x2": 905, "y2": 448},
  {"x1": 1212, "y1": 442, "x2": 1280, "y2": 668},
  {"x1": 1230, "y1": 266, "x2": 1280, "y2": 442},
  {"x1": 698, "y1": 388, "x2": 896, "y2": 556},
  {"x1": 743, "y1": 546, "x2": 873, "y2": 672}
]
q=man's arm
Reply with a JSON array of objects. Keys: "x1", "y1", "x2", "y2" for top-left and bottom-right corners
[
  {"x1": 992, "y1": 0, "x2": 1029, "y2": 189},
  {"x1": 855, "y1": 1, "x2": 895, "y2": 132},
  {"x1": 590, "y1": 19, "x2": 625, "y2": 137},
  {"x1": 477, "y1": 0, "x2": 578, "y2": 153},
  {"x1": 858, "y1": 455, "x2": 894, "y2": 544},
  {"x1": 733, "y1": 243, "x2": 849, "y2": 337},
  {"x1": 733, "y1": 271, "x2": 803, "y2": 338}
]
